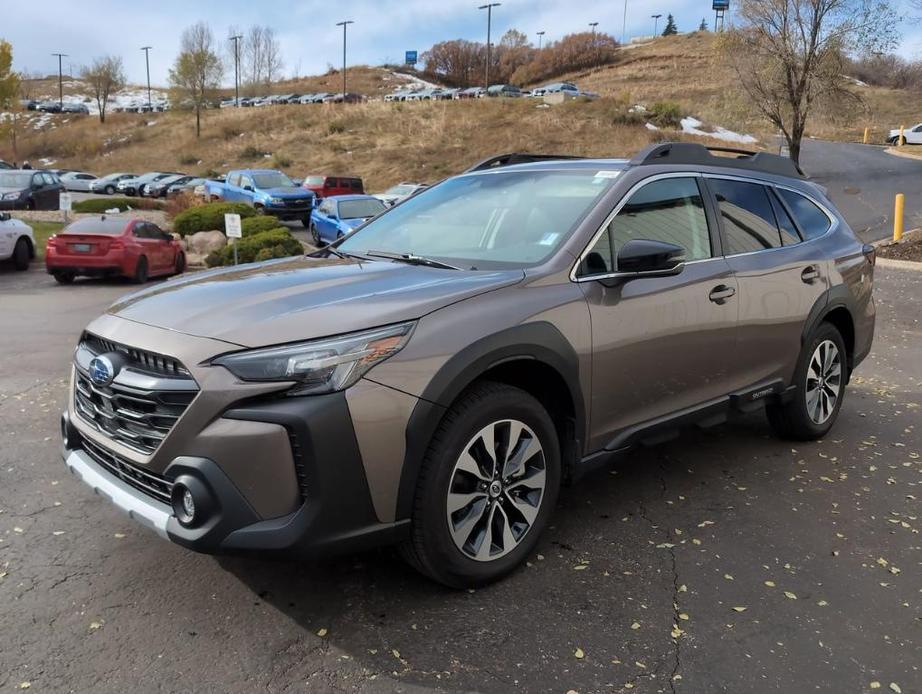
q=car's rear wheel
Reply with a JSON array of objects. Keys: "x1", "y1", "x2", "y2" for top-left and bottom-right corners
[
  {"x1": 174, "y1": 253, "x2": 186, "y2": 275},
  {"x1": 400, "y1": 381, "x2": 560, "y2": 588},
  {"x1": 133, "y1": 256, "x2": 149, "y2": 283},
  {"x1": 767, "y1": 321, "x2": 847, "y2": 440},
  {"x1": 12, "y1": 238, "x2": 30, "y2": 271},
  {"x1": 53, "y1": 272, "x2": 75, "y2": 284}
]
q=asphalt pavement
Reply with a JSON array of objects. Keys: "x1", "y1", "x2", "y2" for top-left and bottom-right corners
[
  {"x1": 1, "y1": 261, "x2": 921, "y2": 693},
  {"x1": 798, "y1": 140, "x2": 922, "y2": 241}
]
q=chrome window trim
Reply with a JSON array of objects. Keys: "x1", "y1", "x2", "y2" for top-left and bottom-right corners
[{"x1": 569, "y1": 172, "x2": 710, "y2": 283}]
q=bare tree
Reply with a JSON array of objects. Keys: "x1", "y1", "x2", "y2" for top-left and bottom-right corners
[
  {"x1": 81, "y1": 56, "x2": 125, "y2": 123},
  {"x1": 723, "y1": 0, "x2": 898, "y2": 164},
  {"x1": 242, "y1": 25, "x2": 283, "y2": 91},
  {"x1": 169, "y1": 22, "x2": 223, "y2": 137},
  {"x1": 0, "y1": 40, "x2": 21, "y2": 159}
]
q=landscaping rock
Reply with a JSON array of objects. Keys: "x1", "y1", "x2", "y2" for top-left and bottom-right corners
[{"x1": 186, "y1": 230, "x2": 227, "y2": 256}]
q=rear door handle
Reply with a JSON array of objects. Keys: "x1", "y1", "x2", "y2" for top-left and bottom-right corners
[
  {"x1": 801, "y1": 265, "x2": 820, "y2": 283},
  {"x1": 709, "y1": 284, "x2": 736, "y2": 303}
]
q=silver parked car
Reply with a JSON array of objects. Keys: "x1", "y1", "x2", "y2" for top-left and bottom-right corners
[{"x1": 59, "y1": 171, "x2": 98, "y2": 192}]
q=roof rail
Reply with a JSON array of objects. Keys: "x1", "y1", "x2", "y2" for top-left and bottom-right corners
[
  {"x1": 464, "y1": 152, "x2": 585, "y2": 173},
  {"x1": 630, "y1": 142, "x2": 806, "y2": 179}
]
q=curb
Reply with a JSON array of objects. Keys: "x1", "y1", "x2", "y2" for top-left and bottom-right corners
[
  {"x1": 876, "y1": 257, "x2": 922, "y2": 271},
  {"x1": 883, "y1": 146, "x2": 922, "y2": 162}
]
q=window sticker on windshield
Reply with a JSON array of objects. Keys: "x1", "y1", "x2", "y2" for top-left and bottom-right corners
[
  {"x1": 593, "y1": 170, "x2": 621, "y2": 180},
  {"x1": 538, "y1": 232, "x2": 560, "y2": 246}
]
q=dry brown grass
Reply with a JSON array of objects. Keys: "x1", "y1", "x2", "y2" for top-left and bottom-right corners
[{"x1": 8, "y1": 35, "x2": 918, "y2": 189}]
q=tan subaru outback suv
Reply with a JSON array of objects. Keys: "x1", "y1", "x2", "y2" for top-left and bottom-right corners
[{"x1": 61, "y1": 143, "x2": 875, "y2": 587}]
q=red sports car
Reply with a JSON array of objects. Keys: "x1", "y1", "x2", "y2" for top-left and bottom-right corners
[{"x1": 46, "y1": 216, "x2": 185, "y2": 284}]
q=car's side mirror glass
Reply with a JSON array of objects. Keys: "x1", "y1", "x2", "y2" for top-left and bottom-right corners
[
  {"x1": 0, "y1": 212, "x2": 10, "y2": 221},
  {"x1": 243, "y1": 185, "x2": 253, "y2": 192},
  {"x1": 615, "y1": 239, "x2": 686, "y2": 277}
]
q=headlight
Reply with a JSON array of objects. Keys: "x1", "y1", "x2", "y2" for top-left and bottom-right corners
[
  {"x1": 213, "y1": 322, "x2": 416, "y2": 395},
  {"x1": 2, "y1": 192, "x2": 20, "y2": 201}
]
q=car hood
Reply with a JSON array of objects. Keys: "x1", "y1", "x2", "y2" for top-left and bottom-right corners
[
  {"x1": 107, "y1": 255, "x2": 524, "y2": 347},
  {"x1": 263, "y1": 187, "x2": 312, "y2": 199},
  {"x1": 341, "y1": 217, "x2": 370, "y2": 229},
  {"x1": 0, "y1": 186, "x2": 25, "y2": 194}
]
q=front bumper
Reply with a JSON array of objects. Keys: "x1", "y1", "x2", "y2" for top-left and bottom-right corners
[
  {"x1": 265, "y1": 202, "x2": 312, "y2": 220},
  {"x1": 62, "y1": 389, "x2": 410, "y2": 557}
]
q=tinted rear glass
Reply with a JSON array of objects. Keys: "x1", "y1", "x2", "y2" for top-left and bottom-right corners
[
  {"x1": 778, "y1": 189, "x2": 831, "y2": 240},
  {"x1": 0, "y1": 172, "x2": 32, "y2": 188},
  {"x1": 339, "y1": 199, "x2": 386, "y2": 219},
  {"x1": 63, "y1": 218, "x2": 128, "y2": 235},
  {"x1": 709, "y1": 179, "x2": 782, "y2": 254}
]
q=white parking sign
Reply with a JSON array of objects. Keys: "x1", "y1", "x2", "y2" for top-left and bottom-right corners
[
  {"x1": 59, "y1": 192, "x2": 72, "y2": 211},
  {"x1": 224, "y1": 213, "x2": 242, "y2": 239}
]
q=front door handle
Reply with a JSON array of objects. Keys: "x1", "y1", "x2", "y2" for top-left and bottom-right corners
[
  {"x1": 801, "y1": 265, "x2": 820, "y2": 283},
  {"x1": 709, "y1": 284, "x2": 736, "y2": 303}
]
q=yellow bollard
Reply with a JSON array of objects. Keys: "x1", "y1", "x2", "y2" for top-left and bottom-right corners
[
  {"x1": 899, "y1": 125, "x2": 905, "y2": 146},
  {"x1": 863, "y1": 127, "x2": 870, "y2": 144},
  {"x1": 894, "y1": 193, "x2": 905, "y2": 242}
]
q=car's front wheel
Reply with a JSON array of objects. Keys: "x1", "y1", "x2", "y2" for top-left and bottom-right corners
[
  {"x1": 105, "y1": 185, "x2": 115, "y2": 195},
  {"x1": 400, "y1": 381, "x2": 560, "y2": 588},
  {"x1": 310, "y1": 222, "x2": 320, "y2": 245},
  {"x1": 767, "y1": 321, "x2": 847, "y2": 440}
]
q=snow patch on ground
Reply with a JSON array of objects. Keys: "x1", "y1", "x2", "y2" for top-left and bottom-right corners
[
  {"x1": 680, "y1": 116, "x2": 758, "y2": 144},
  {"x1": 390, "y1": 71, "x2": 442, "y2": 91}
]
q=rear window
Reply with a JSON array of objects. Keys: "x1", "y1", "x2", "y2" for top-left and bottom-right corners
[
  {"x1": 63, "y1": 218, "x2": 128, "y2": 235},
  {"x1": 777, "y1": 189, "x2": 831, "y2": 240},
  {"x1": 304, "y1": 176, "x2": 324, "y2": 186},
  {"x1": 0, "y1": 172, "x2": 31, "y2": 188}
]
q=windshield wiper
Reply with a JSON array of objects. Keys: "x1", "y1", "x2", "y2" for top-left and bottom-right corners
[{"x1": 366, "y1": 251, "x2": 461, "y2": 270}]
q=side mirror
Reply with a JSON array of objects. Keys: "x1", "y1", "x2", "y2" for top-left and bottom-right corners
[
  {"x1": 243, "y1": 185, "x2": 253, "y2": 192},
  {"x1": 0, "y1": 212, "x2": 10, "y2": 222},
  {"x1": 615, "y1": 239, "x2": 685, "y2": 277}
]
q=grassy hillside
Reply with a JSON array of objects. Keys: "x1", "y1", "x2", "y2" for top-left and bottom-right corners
[{"x1": 5, "y1": 34, "x2": 918, "y2": 190}]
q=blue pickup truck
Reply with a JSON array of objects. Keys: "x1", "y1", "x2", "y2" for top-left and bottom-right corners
[{"x1": 204, "y1": 169, "x2": 315, "y2": 226}]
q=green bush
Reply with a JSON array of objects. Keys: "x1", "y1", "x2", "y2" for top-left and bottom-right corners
[
  {"x1": 173, "y1": 202, "x2": 257, "y2": 237},
  {"x1": 649, "y1": 101, "x2": 683, "y2": 129},
  {"x1": 205, "y1": 229, "x2": 303, "y2": 267},
  {"x1": 72, "y1": 197, "x2": 164, "y2": 213},
  {"x1": 241, "y1": 215, "x2": 282, "y2": 237}
]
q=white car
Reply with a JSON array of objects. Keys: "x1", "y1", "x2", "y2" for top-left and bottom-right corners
[
  {"x1": 0, "y1": 212, "x2": 35, "y2": 271},
  {"x1": 374, "y1": 182, "x2": 428, "y2": 206},
  {"x1": 59, "y1": 171, "x2": 98, "y2": 192},
  {"x1": 888, "y1": 123, "x2": 922, "y2": 145}
]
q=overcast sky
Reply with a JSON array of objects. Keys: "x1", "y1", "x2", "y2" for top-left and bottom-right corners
[{"x1": 5, "y1": 0, "x2": 922, "y2": 87}]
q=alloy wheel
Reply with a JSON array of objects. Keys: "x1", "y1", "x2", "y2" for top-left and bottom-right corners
[
  {"x1": 805, "y1": 339, "x2": 842, "y2": 424},
  {"x1": 445, "y1": 419, "x2": 547, "y2": 562}
]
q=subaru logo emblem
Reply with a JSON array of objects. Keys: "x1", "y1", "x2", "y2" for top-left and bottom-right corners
[{"x1": 88, "y1": 355, "x2": 116, "y2": 387}]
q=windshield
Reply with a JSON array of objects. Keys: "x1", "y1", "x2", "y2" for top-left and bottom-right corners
[
  {"x1": 339, "y1": 198, "x2": 386, "y2": 219},
  {"x1": 304, "y1": 176, "x2": 325, "y2": 186},
  {"x1": 339, "y1": 170, "x2": 616, "y2": 268},
  {"x1": 252, "y1": 172, "x2": 295, "y2": 188},
  {"x1": 0, "y1": 172, "x2": 31, "y2": 188}
]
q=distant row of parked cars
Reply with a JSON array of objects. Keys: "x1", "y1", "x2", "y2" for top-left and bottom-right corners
[
  {"x1": 383, "y1": 81, "x2": 598, "y2": 102},
  {"x1": 22, "y1": 99, "x2": 90, "y2": 114},
  {"x1": 220, "y1": 92, "x2": 364, "y2": 108}
]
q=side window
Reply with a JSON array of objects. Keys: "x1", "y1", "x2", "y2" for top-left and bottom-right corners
[
  {"x1": 32, "y1": 173, "x2": 43, "y2": 188},
  {"x1": 777, "y1": 189, "x2": 831, "y2": 241},
  {"x1": 709, "y1": 179, "x2": 781, "y2": 254},
  {"x1": 350, "y1": 179, "x2": 362, "y2": 191},
  {"x1": 768, "y1": 190, "x2": 801, "y2": 246},
  {"x1": 240, "y1": 176, "x2": 254, "y2": 190},
  {"x1": 132, "y1": 223, "x2": 148, "y2": 239},
  {"x1": 579, "y1": 177, "x2": 711, "y2": 277},
  {"x1": 43, "y1": 173, "x2": 57, "y2": 185}
]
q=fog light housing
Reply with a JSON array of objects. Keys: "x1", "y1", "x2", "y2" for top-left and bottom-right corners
[{"x1": 170, "y1": 475, "x2": 214, "y2": 529}]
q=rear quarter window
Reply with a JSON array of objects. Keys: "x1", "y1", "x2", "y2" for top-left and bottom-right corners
[{"x1": 777, "y1": 189, "x2": 831, "y2": 240}]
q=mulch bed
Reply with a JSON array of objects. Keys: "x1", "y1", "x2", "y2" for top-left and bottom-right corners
[{"x1": 877, "y1": 234, "x2": 922, "y2": 263}]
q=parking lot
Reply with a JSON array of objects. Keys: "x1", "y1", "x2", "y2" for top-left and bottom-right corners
[{"x1": 1, "y1": 261, "x2": 920, "y2": 693}]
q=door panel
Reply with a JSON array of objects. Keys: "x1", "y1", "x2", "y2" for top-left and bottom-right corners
[{"x1": 581, "y1": 261, "x2": 740, "y2": 449}]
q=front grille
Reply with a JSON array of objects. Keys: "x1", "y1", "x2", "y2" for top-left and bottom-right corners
[
  {"x1": 83, "y1": 333, "x2": 190, "y2": 377},
  {"x1": 74, "y1": 336, "x2": 197, "y2": 455},
  {"x1": 81, "y1": 436, "x2": 173, "y2": 505},
  {"x1": 284, "y1": 199, "x2": 310, "y2": 208}
]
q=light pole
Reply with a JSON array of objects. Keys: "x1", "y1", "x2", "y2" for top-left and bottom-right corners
[
  {"x1": 589, "y1": 21, "x2": 599, "y2": 34},
  {"x1": 52, "y1": 53, "x2": 67, "y2": 110},
  {"x1": 335, "y1": 20, "x2": 354, "y2": 102},
  {"x1": 478, "y1": 3, "x2": 501, "y2": 90},
  {"x1": 621, "y1": 0, "x2": 628, "y2": 44},
  {"x1": 651, "y1": 14, "x2": 662, "y2": 36},
  {"x1": 229, "y1": 35, "x2": 242, "y2": 106},
  {"x1": 536, "y1": 30, "x2": 545, "y2": 50},
  {"x1": 141, "y1": 46, "x2": 152, "y2": 110}
]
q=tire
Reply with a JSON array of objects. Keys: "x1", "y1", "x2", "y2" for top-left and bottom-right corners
[
  {"x1": 766, "y1": 322, "x2": 847, "y2": 441},
  {"x1": 399, "y1": 381, "x2": 561, "y2": 588},
  {"x1": 133, "y1": 256, "x2": 149, "y2": 283},
  {"x1": 301, "y1": 215, "x2": 311, "y2": 228},
  {"x1": 27, "y1": 199, "x2": 36, "y2": 211},
  {"x1": 12, "y1": 238, "x2": 30, "y2": 271},
  {"x1": 310, "y1": 222, "x2": 320, "y2": 245},
  {"x1": 53, "y1": 272, "x2": 75, "y2": 284},
  {"x1": 173, "y1": 253, "x2": 186, "y2": 275},
  {"x1": 255, "y1": 205, "x2": 265, "y2": 215},
  {"x1": 105, "y1": 185, "x2": 115, "y2": 195}
]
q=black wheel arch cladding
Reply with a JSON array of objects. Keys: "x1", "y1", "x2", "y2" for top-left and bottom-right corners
[{"x1": 395, "y1": 321, "x2": 584, "y2": 521}]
